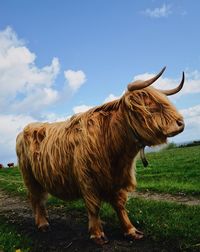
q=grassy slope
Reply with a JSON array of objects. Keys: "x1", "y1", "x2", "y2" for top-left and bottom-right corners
[
  {"x1": 136, "y1": 145, "x2": 200, "y2": 196},
  {"x1": 0, "y1": 167, "x2": 26, "y2": 196}
]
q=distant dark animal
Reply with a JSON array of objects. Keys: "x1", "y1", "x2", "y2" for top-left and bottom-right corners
[
  {"x1": 0, "y1": 164, "x2": 3, "y2": 169},
  {"x1": 16, "y1": 67, "x2": 184, "y2": 245},
  {"x1": 7, "y1": 163, "x2": 14, "y2": 168}
]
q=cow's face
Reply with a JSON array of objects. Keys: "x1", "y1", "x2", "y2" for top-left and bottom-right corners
[{"x1": 124, "y1": 67, "x2": 185, "y2": 146}]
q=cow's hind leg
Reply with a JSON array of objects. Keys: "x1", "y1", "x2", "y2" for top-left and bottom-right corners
[
  {"x1": 17, "y1": 133, "x2": 49, "y2": 231},
  {"x1": 29, "y1": 190, "x2": 49, "y2": 232},
  {"x1": 111, "y1": 190, "x2": 143, "y2": 240},
  {"x1": 21, "y1": 166, "x2": 49, "y2": 231}
]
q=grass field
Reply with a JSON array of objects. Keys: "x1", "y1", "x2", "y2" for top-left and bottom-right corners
[
  {"x1": 0, "y1": 145, "x2": 200, "y2": 251},
  {"x1": 137, "y1": 145, "x2": 200, "y2": 196}
]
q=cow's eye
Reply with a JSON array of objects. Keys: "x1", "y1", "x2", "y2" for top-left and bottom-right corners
[{"x1": 149, "y1": 107, "x2": 160, "y2": 113}]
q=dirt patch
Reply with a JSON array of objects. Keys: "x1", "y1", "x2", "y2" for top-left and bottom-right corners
[
  {"x1": 131, "y1": 191, "x2": 200, "y2": 206},
  {"x1": 0, "y1": 190, "x2": 185, "y2": 252}
]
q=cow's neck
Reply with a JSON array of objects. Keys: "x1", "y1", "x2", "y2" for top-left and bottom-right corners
[{"x1": 108, "y1": 107, "x2": 142, "y2": 161}]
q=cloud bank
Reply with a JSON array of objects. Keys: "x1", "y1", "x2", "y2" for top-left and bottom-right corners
[
  {"x1": 0, "y1": 27, "x2": 60, "y2": 114},
  {"x1": 0, "y1": 27, "x2": 87, "y2": 116},
  {"x1": 0, "y1": 26, "x2": 86, "y2": 164}
]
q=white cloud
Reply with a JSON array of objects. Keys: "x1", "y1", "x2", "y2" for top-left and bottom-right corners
[
  {"x1": 42, "y1": 113, "x2": 68, "y2": 122},
  {"x1": 0, "y1": 26, "x2": 23, "y2": 51},
  {"x1": 73, "y1": 104, "x2": 92, "y2": 114},
  {"x1": 143, "y1": 4, "x2": 172, "y2": 18},
  {"x1": 64, "y1": 69, "x2": 86, "y2": 92},
  {"x1": 181, "y1": 104, "x2": 200, "y2": 118},
  {"x1": 0, "y1": 26, "x2": 60, "y2": 114},
  {"x1": 104, "y1": 93, "x2": 120, "y2": 103},
  {"x1": 12, "y1": 88, "x2": 59, "y2": 114},
  {"x1": 0, "y1": 27, "x2": 87, "y2": 115}
]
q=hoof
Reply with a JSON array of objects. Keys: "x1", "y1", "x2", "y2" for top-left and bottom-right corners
[
  {"x1": 124, "y1": 229, "x2": 144, "y2": 240},
  {"x1": 90, "y1": 233, "x2": 109, "y2": 245},
  {"x1": 38, "y1": 223, "x2": 50, "y2": 232}
]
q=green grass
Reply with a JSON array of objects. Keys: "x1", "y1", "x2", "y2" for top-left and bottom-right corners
[
  {"x1": 127, "y1": 198, "x2": 200, "y2": 250},
  {"x1": 136, "y1": 145, "x2": 200, "y2": 196},
  {"x1": 0, "y1": 168, "x2": 26, "y2": 196},
  {"x1": 0, "y1": 217, "x2": 31, "y2": 252}
]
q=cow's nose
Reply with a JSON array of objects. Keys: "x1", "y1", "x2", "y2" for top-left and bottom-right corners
[{"x1": 177, "y1": 119, "x2": 184, "y2": 129}]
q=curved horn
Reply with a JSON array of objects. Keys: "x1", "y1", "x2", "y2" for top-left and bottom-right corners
[
  {"x1": 160, "y1": 72, "x2": 185, "y2": 96},
  {"x1": 127, "y1": 66, "x2": 166, "y2": 91}
]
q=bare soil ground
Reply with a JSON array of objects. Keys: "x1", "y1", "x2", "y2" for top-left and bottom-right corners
[
  {"x1": 0, "y1": 190, "x2": 196, "y2": 252},
  {"x1": 131, "y1": 191, "x2": 200, "y2": 206}
]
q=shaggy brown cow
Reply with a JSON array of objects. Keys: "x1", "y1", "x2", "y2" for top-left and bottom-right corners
[
  {"x1": 16, "y1": 67, "x2": 184, "y2": 245},
  {"x1": 0, "y1": 164, "x2": 3, "y2": 169}
]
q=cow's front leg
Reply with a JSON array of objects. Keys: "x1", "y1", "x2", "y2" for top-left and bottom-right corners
[
  {"x1": 111, "y1": 190, "x2": 143, "y2": 240},
  {"x1": 29, "y1": 192, "x2": 49, "y2": 231},
  {"x1": 85, "y1": 197, "x2": 108, "y2": 245}
]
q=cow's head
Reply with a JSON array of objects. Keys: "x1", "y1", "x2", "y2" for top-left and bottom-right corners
[{"x1": 124, "y1": 67, "x2": 184, "y2": 146}]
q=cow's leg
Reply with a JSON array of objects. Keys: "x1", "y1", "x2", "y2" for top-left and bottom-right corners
[
  {"x1": 29, "y1": 190, "x2": 49, "y2": 231},
  {"x1": 111, "y1": 190, "x2": 143, "y2": 240},
  {"x1": 84, "y1": 196, "x2": 108, "y2": 245},
  {"x1": 17, "y1": 135, "x2": 49, "y2": 231},
  {"x1": 20, "y1": 164, "x2": 49, "y2": 231}
]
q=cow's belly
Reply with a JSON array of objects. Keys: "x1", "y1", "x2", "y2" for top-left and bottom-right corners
[
  {"x1": 48, "y1": 184, "x2": 81, "y2": 201},
  {"x1": 33, "y1": 169, "x2": 82, "y2": 201}
]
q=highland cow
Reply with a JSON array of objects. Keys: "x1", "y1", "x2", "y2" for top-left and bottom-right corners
[
  {"x1": 7, "y1": 162, "x2": 14, "y2": 168},
  {"x1": 16, "y1": 67, "x2": 184, "y2": 244}
]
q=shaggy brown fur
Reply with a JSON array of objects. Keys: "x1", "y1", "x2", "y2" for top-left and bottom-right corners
[{"x1": 16, "y1": 79, "x2": 184, "y2": 244}]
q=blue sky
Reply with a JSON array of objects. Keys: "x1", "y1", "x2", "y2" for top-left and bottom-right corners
[{"x1": 0, "y1": 0, "x2": 200, "y2": 164}]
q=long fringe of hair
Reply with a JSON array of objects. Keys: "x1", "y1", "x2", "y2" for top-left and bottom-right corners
[{"x1": 16, "y1": 86, "x2": 182, "y2": 213}]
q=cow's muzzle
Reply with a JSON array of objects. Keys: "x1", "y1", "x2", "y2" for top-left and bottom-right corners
[{"x1": 165, "y1": 119, "x2": 185, "y2": 137}]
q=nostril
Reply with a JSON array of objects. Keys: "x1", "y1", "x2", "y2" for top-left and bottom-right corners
[{"x1": 177, "y1": 119, "x2": 184, "y2": 127}]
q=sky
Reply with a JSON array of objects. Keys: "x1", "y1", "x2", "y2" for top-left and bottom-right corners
[{"x1": 0, "y1": 0, "x2": 200, "y2": 164}]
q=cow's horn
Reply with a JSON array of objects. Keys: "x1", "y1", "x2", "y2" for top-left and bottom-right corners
[
  {"x1": 127, "y1": 66, "x2": 166, "y2": 91},
  {"x1": 160, "y1": 72, "x2": 185, "y2": 96},
  {"x1": 140, "y1": 147, "x2": 148, "y2": 167}
]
